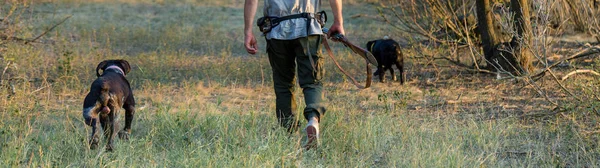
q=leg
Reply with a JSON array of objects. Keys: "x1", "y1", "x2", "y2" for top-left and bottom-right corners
[
  {"x1": 296, "y1": 36, "x2": 326, "y2": 121},
  {"x1": 296, "y1": 36, "x2": 326, "y2": 149},
  {"x1": 267, "y1": 39, "x2": 299, "y2": 133},
  {"x1": 99, "y1": 116, "x2": 111, "y2": 151},
  {"x1": 389, "y1": 65, "x2": 397, "y2": 81},
  {"x1": 100, "y1": 109, "x2": 118, "y2": 151},
  {"x1": 119, "y1": 100, "x2": 135, "y2": 140},
  {"x1": 89, "y1": 118, "x2": 99, "y2": 150},
  {"x1": 109, "y1": 114, "x2": 120, "y2": 151},
  {"x1": 373, "y1": 69, "x2": 381, "y2": 76},
  {"x1": 396, "y1": 61, "x2": 405, "y2": 84},
  {"x1": 83, "y1": 102, "x2": 100, "y2": 149},
  {"x1": 378, "y1": 65, "x2": 386, "y2": 82},
  {"x1": 396, "y1": 46, "x2": 405, "y2": 84}
]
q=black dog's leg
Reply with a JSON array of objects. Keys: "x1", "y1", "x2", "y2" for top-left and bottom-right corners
[
  {"x1": 378, "y1": 65, "x2": 386, "y2": 82},
  {"x1": 119, "y1": 102, "x2": 135, "y2": 140},
  {"x1": 389, "y1": 65, "x2": 397, "y2": 81},
  {"x1": 396, "y1": 47, "x2": 405, "y2": 84},
  {"x1": 396, "y1": 61, "x2": 405, "y2": 84},
  {"x1": 89, "y1": 119, "x2": 99, "y2": 150},
  {"x1": 373, "y1": 69, "x2": 381, "y2": 76}
]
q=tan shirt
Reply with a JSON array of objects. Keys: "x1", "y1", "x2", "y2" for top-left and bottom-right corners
[{"x1": 263, "y1": 0, "x2": 323, "y2": 40}]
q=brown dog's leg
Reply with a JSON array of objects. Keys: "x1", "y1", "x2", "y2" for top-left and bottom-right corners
[
  {"x1": 119, "y1": 103, "x2": 135, "y2": 140},
  {"x1": 110, "y1": 114, "x2": 120, "y2": 150},
  {"x1": 99, "y1": 117, "x2": 110, "y2": 151},
  {"x1": 100, "y1": 112, "x2": 118, "y2": 151},
  {"x1": 89, "y1": 119, "x2": 100, "y2": 150}
]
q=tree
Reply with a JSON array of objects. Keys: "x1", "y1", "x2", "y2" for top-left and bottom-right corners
[{"x1": 476, "y1": 0, "x2": 534, "y2": 76}]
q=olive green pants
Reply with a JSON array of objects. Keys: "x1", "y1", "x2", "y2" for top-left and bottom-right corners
[{"x1": 266, "y1": 35, "x2": 326, "y2": 132}]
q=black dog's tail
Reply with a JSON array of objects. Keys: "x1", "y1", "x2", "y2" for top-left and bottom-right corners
[{"x1": 98, "y1": 83, "x2": 111, "y2": 114}]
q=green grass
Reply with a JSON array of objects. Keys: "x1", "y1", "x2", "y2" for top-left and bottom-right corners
[
  {"x1": 1, "y1": 0, "x2": 600, "y2": 167},
  {"x1": 3, "y1": 96, "x2": 598, "y2": 167}
]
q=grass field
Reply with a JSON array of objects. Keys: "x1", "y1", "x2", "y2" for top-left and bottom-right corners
[{"x1": 1, "y1": 0, "x2": 600, "y2": 167}]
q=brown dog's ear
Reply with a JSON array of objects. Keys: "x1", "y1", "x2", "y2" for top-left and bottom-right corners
[
  {"x1": 96, "y1": 60, "x2": 109, "y2": 77},
  {"x1": 118, "y1": 60, "x2": 131, "y2": 75}
]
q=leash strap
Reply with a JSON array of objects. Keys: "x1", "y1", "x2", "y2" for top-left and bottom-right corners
[
  {"x1": 306, "y1": 15, "x2": 317, "y2": 74},
  {"x1": 322, "y1": 36, "x2": 372, "y2": 89},
  {"x1": 258, "y1": 12, "x2": 372, "y2": 89}
]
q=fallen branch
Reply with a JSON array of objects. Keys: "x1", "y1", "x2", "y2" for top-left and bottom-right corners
[
  {"x1": 522, "y1": 76, "x2": 559, "y2": 106},
  {"x1": 547, "y1": 67, "x2": 584, "y2": 102},
  {"x1": 518, "y1": 106, "x2": 565, "y2": 119},
  {"x1": 561, "y1": 69, "x2": 600, "y2": 81},
  {"x1": 531, "y1": 44, "x2": 600, "y2": 80},
  {"x1": 30, "y1": 83, "x2": 52, "y2": 94}
]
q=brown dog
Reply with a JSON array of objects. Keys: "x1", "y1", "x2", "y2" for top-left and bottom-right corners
[{"x1": 82, "y1": 60, "x2": 135, "y2": 151}]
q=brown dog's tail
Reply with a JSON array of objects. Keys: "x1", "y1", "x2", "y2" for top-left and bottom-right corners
[{"x1": 98, "y1": 83, "x2": 111, "y2": 114}]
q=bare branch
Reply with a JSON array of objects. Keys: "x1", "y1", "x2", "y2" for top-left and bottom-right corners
[
  {"x1": 546, "y1": 67, "x2": 584, "y2": 102},
  {"x1": 531, "y1": 44, "x2": 600, "y2": 80},
  {"x1": 561, "y1": 69, "x2": 600, "y2": 81},
  {"x1": 25, "y1": 15, "x2": 72, "y2": 44},
  {"x1": 522, "y1": 77, "x2": 559, "y2": 106}
]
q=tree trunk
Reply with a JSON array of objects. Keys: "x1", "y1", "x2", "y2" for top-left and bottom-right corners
[
  {"x1": 510, "y1": 0, "x2": 534, "y2": 74},
  {"x1": 475, "y1": 0, "x2": 534, "y2": 76},
  {"x1": 475, "y1": 0, "x2": 500, "y2": 63}
]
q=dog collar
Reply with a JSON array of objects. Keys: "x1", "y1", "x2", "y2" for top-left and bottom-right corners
[{"x1": 105, "y1": 65, "x2": 125, "y2": 76}]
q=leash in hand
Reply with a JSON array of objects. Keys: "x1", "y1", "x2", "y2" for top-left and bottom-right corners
[
  {"x1": 323, "y1": 28, "x2": 378, "y2": 66},
  {"x1": 322, "y1": 28, "x2": 373, "y2": 89}
]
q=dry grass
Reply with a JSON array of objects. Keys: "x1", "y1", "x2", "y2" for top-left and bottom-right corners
[{"x1": 0, "y1": 0, "x2": 599, "y2": 167}]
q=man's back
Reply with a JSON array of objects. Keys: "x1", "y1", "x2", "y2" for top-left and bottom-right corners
[{"x1": 263, "y1": 0, "x2": 324, "y2": 40}]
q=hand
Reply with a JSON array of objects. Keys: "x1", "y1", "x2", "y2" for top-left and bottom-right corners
[
  {"x1": 244, "y1": 33, "x2": 258, "y2": 55},
  {"x1": 327, "y1": 23, "x2": 345, "y2": 42}
]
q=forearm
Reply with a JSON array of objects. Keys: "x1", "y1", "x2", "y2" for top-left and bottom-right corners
[
  {"x1": 329, "y1": 0, "x2": 343, "y2": 26},
  {"x1": 244, "y1": 0, "x2": 258, "y2": 35}
]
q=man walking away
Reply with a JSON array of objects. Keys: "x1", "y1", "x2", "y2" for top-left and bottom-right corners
[{"x1": 243, "y1": 0, "x2": 345, "y2": 149}]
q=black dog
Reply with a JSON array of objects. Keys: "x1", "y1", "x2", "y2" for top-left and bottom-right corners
[
  {"x1": 82, "y1": 60, "x2": 135, "y2": 151},
  {"x1": 366, "y1": 38, "x2": 405, "y2": 83}
]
